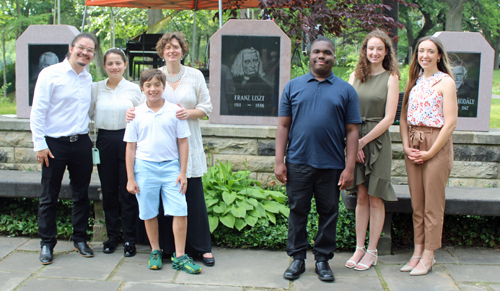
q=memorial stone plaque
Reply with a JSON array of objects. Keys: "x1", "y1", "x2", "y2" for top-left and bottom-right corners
[
  {"x1": 221, "y1": 36, "x2": 280, "y2": 117},
  {"x1": 209, "y1": 20, "x2": 291, "y2": 125},
  {"x1": 16, "y1": 25, "x2": 80, "y2": 118},
  {"x1": 434, "y1": 31, "x2": 494, "y2": 131}
]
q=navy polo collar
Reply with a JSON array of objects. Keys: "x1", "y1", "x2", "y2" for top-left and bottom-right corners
[{"x1": 306, "y1": 71, "x2": 336, "y2": 84}]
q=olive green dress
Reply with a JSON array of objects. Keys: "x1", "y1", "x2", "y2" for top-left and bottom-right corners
[{"x1": 347, "y1": 71, "x2": 397, "y2": 201}]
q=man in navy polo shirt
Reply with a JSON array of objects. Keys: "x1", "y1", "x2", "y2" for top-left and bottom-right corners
[{"x1": 275, "y1": 36, "x2": 361, "y2": 282}]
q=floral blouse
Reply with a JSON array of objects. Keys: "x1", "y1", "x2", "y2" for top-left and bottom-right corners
[{"x1": 407, "y1": 71, "x2": 449, "y2": 128}]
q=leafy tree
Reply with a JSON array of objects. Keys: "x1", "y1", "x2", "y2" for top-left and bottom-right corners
[
  {"x1": 399, "y1": 0, "x2": 446, "y2": 62},
  {"x1": 260, "y1": 0, "x2": 415, "y2": 48},
  {"x1": 463, "y1": 0, "x2": 500, "y2": 70}
]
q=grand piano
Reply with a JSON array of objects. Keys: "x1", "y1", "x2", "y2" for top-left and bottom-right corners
[{"x1": 126, "y1": 33, "x2": 165, "y2": 80}]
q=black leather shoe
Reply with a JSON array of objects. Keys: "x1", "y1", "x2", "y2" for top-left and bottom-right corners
[
  {"x1": 283, "y1": 259, "x2": 305, "y2": 280},
  {"x1": 73, "y1": 241, "x2": 94, "y2": 257},
  {"x1": 315, "y1": 261, "x2": 335, "y2": 282},
  {"x1": 202, "y1": 254, "x2": 215, "y2": 266},
  {"x1": 103, "y1": 243, "x2": 117, "y2": 254},
  {"x1": 124, "y1": 242, "x2": 136, "y2": 257},
  {"x1": 39, "y1": 245, "x2": 54, "y2": 265}
]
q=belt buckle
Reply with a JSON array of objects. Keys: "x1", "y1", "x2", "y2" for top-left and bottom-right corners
[{"x1": 69, "y1": 135, "x2": 78, "y2": 142}]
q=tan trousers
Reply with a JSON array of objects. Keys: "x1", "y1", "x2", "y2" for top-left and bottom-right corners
[{"x1": 405, "y1": 125, "x2": 453, "y2": 250}]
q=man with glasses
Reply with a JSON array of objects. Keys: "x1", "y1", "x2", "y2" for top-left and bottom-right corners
[{"x1": 30, "y1": 33, "x2": 97, "y2": 265}]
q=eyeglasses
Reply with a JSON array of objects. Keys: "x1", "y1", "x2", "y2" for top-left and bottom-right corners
[{"x1": 74, "y1": 45, "x2": 95, "y2": 55}]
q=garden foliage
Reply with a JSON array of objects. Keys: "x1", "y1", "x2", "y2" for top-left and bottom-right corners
[{"x1": 202, "y1": 160, "x2": 289, "y2": 233}]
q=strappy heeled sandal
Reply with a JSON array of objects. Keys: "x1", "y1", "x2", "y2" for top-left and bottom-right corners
[
  {"x1": 354, "y1": 249, "x2": 378, "y2": 271},
  {"x1": 409, "y1": 258, "x2": 436, "y2": 276},
  {"x1": 400, "y1": 255, "x2": 422, "y2": 272},
  {"x1": 345, "y1": 246, "x2": 366, "y2": 269}
]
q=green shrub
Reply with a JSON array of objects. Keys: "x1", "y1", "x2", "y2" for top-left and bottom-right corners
[
  {"x1": 391, "y1": 213, "x2": 500, "y2": 249},
  {"x1": 203, "y1": 160, "x2": 289, "y2": 233},
  {"x1": 0, "y1": 197, "x2": 95, "y2": 239}
]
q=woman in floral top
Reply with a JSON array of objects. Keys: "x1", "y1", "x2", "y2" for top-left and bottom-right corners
[{"x1": 399, "y1": 36, "x2": 458, "y2": 276}]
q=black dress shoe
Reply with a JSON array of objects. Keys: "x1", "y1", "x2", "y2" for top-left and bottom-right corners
[
  {"x1": 39, "y1": 245, "x2": 54, "y2": 265},
  {"x1": 103, "y1": 244, "x2": 117, "y2": 254},
  {"x1": 201, "y1": 254, "x2": 215, "y2": 266},
  {"x1": 124, "y1": 242, "x2": 136, "y2": 257},
  {"x1": 73, "y1": 241, "x2": 94, "y2": 257},
  {"x1": 283, "y1": 259, "x2": 305, "y2": 280},
  {"x1": 315, "y1": 261, "x2": 335, "y2": 282}
]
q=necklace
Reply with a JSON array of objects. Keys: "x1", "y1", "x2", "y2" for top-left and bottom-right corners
[{"x1": 164, "y1": 65, "x2": 185, "y2": 83}]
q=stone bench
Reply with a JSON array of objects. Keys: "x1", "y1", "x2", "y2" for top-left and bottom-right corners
[
  {"x1": 341, "y1": 185, "x2": 500, "y2": 255},
  {"x1": 0, "y1": 169, "x2": 106, "y2": 241}
]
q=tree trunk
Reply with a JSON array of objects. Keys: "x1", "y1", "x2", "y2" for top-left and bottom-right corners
[
  {"x1": 2, "y1": 24, "x2": 7, "y2": 98},
  {"x1": 495, "y1": 36, "x2": 500, "y2": 71},
  {"x1": 196, "y1": 34, "x2": 202, "y2": 64},
  {"x1": 445, "y1": 0, "x2": 467, "y2": 31},
  {"x1": 148, "y1": 9, "x2": 163, "y2": 27},
  {"x1": 16, "y1": 0, "x2": 22, "y2": 38},
  {"x1": 92, "y1": 30, "x2": 106, "y2": 79},
  {"x1": 382, "y1": 0, "x2": 398, "y2": 52},
  {"x1": 402, "y1": 7, "x2": 413, "y2": 64}
]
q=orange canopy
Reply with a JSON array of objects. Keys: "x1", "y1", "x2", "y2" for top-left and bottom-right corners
[{"x1": 84, "y1": 0, "x2": 262, "y2": 10}]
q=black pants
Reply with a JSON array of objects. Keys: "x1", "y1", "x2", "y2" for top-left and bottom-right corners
[
  {"x1": 158, "y1": 177, "x2": 212, "y2": 255},
  {"x1": 39, "y1": 135, "x2": 93, "y2": 249},
  {"x1": 97, "y1": 129, "x2": 138, "y2": 245},
  {"x1": 285, "y1": 162, "x2": 342, "y2": 261}
]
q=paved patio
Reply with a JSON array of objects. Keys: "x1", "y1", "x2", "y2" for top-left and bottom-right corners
[{"x1": 1, "y1": 236, "x2": 499, "y2": 291}]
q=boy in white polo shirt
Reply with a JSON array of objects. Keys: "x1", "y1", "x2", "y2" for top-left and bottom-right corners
[{"x1": 124, "y1": 69, "x2": 202, "y2": 274}]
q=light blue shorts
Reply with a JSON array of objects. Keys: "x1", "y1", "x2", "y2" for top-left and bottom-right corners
[{"x1": 134, "y1": 159, "x2": 187, "y2": 220}]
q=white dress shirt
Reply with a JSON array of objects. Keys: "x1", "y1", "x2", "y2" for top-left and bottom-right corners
[
  {"x1": 159, "y1": 66, "x2": 213, "y2": 178},
  {"x1": 123, "y1": 101, "x2": 191, "y2": 162},
  {"x1": 30, "y1": 59, "x2": 92, "y2": 152},
  {"x1": 91, "y1": 78, "x2": 142, "y2": 130}
]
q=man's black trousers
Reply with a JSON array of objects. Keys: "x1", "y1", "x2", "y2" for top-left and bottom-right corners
[
  {"x1": 285, "y1": 162, "x2": 342, "y2": 262},
  {"x1": 38, "y1": 135, "x2": 93, "y2": 248}
]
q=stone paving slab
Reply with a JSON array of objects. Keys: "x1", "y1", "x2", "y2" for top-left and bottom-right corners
[
  {"x1": 17, "y1": 278, "x2": 121, "y2": 291},
  {"x1": 0, "y1": 236, "x2": 29, "y2": 259},
  {"x1": 89, "y1": 243, "x2": 151, "y2": 254},
  {"x1": 379, "y1": 248, "x2": 458, "y2": 265},
  {"x1": 0, "y1": 252, "x2": 43, "y2": 273},
  {"x1": 491, "y1": 285, "x2": 500, "y2": 291},
  {"x1": 175, "y1": 249, "x2": 289, "y2": 289},
  {"x1": 122, "y1": 282, "x2": 244, "y2": 290},
  {"x1": 294, "y1": 274, "x2": 383, "y2": 291},
  {"x1": 458, "y1": 284, "x2": 491, "y2": 291},
  {"x1": 36, "y1": 251, "x2": 122, "y2": 280},
  {"x1": 123, "y1": 252, "x2": 150, "y2": 263},
  {"x1": 446, "y1": 265, "x2": 500, "y2": 283},
  {"x1": 111, "y1": 261, "x2": 176, "y2": 282},
  {"x1": 312, "y1": 252, "x2": 378, "y2": 277},
  {"x1": 379, "y1": 264, "x2": 459, "y2": 291},
  {"x1": 446, "y1": 247, "x2": 500, "y2": 265},
  {"x1": 0, "y1": 271, "x2": 32, "y2": 291},
  {"x1": 18, "y1": 238, "x2": 75, "y2": 253}
]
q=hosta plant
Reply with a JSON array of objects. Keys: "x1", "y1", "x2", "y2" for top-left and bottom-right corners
[{"x1": 202, "y1": 160, "x2": 289, "y2": 233}]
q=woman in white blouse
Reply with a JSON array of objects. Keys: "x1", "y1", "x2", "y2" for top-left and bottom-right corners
[
  {"x1": 127, "y1": 32, "x2": 214, "y2": 266},
  {"x1": 92, "y1": 49, "x2": 142, "y2": 257}
]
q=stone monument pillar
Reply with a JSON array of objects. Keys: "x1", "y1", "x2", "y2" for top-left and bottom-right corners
[
  {"x1": 209, "y1": 20, "x2": 291, "y2": 125},
  {"x1": 434, "y1": 31, "x2": 494, "y2": 131},
  {"x1": 16, "y1": 25, "x2": 80, "y2": 119}
]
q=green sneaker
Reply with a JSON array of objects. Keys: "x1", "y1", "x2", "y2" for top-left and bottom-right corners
[
  {"x1": 148, "y1": 250, "x2": 163, "y2": 270},
  {"x1": 171, "y1": 253, "x2": 202, "y2": 274}
]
